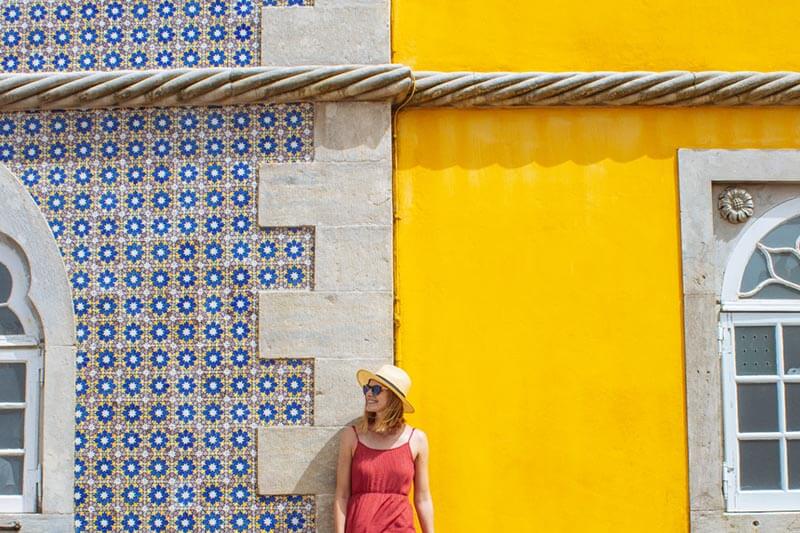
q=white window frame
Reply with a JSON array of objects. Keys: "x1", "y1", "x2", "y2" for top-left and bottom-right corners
[
  {"x1": 0, "y1": 241, "x2": 42, "y2": 514},
  {"x1": 718, "y1": 196, "x2": 800, "y2": 511},
  {"x1": 721, "y1": 313, "x2": 800, "y2": 511},
  {"x1": 0, "y1": 340, "x2": 41, "y2": 513}
]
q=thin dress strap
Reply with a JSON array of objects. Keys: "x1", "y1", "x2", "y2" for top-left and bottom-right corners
[
  {"x1": 351, "y1": 425, "x2": 360, "y2": 442},
  {"x1": 407, "y1": 427, "x2": 416, "y2": 443}
]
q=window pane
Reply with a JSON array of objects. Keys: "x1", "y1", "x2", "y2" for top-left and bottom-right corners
[
  {"x1": 737, "y1": 383, "x2": 778, "y2": 432},
  {"x1": 0, "y1": 307, "x2": 23, "y2": 335},
  {"x1": 0, "y1": 363, "x2": 24, "y2": 402},
  {"x1": 740, "y1": 440, "x2": 781, "y2": 490},
  {"x1": 735, "y1": 326, "x2": 776, "y2": 375},
  {"x1": 771, "y1": 253, "x2": 800, "y2": 285},
  {"x1": 740, "y1": 250, "x2": 770, "y2": 294},
  {"x1": 0, "y1": 263, "x2": 10, "y2": 302},
  {"x1": 750, "y1": 284, "x2": 800, "y2": 299},
  {"x1": 0, "y1": 410, "x2": 23, "y2": 448},
  {"x1": 761, "y1": 216, "x2": 800, "y2": 248},
  {"x1": 789, "y1": 440, "x2": 800, "y2": 490},
  {"x1": 787, "y1": 384, "x2": 800, "y2": 431},
  {"x1": 0, "y1": 456, "x2": 21, "y2": 495},
  {"x1": 784, "y1": 326, "x2": 800, "y2": 375}
]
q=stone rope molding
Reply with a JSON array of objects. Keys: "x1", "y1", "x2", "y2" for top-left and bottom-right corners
[
  {"x1": 409, "y1": 70, "x2": 800, "y2": 107},
  {"x1": 5, "y1": 66, "x2": 800, "y2": 110},
  {"x1": 0, "y1": 65, "x2": 413, "y2": 111}
]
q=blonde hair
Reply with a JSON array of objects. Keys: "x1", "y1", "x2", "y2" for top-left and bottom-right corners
[{"x1": 356, "y1": 388, "x2": 405, "y2": 434}]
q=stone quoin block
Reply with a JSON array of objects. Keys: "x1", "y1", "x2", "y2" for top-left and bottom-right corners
[
  {"x1": 257, "y1": 426, "x2": 342, "y2": 495},
  {"x1": 261, "y1": 2, "x2": 390, "y2": 65},
  {"x1": 314, "y1": 357, "x2": 386, "y2": 426},
  {"x1": 258, "y1": 160, "x2": 393, "y2": 228},
  {"x1": 258, "y1": 291, "x2": 394, "y2": 359}
]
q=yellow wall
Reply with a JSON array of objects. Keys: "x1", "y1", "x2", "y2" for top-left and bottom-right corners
[
  {"x1": 393, "y1": 2, "x2": 800, "y2": 532},
  {"x1": 393, "y1": 0, "x2": 800, "y2": 71}
]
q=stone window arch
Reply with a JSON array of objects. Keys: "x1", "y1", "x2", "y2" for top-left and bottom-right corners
[{"x1": 0, "y1": 163, "x2": 76, "y2": 531}]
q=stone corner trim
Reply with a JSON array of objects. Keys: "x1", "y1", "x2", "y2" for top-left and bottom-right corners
[
  {"x1": 258, "y1": 160, "x2": 392, "y2": 227},
  {"x1": 258, "y1": 290, "x2": 393, "y2": 359},
  {"x1": 257, "y1": 426, "x2": 342, "y2": 495}
]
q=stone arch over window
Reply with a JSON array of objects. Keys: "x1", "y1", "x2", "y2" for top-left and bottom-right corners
[{"x1": 0, "y1": 163, "x2": 76, "y2": 531}]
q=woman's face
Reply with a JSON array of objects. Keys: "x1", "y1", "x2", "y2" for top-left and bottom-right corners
[{"x1": 363, "y1": 379, "x2": 390, "y2": 412}]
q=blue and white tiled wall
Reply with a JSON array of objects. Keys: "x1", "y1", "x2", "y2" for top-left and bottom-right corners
[
  {"x1": 0, "y1": 0, "x2": 309, "y2": 72},
  {"x1": 0, "y1": 1, "x2": 319, "y2": 532}
]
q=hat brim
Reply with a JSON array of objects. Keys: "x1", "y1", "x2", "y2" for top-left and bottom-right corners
[{"x1": 357, "y1": 369, "x2": 415, "y2": 413}]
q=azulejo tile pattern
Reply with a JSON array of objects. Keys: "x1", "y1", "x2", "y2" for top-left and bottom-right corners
[
  {"x1": 0, "y1": 0, "x2": 310, "y2": 73},
  {"x1": 3, "y1": 104, "x2": 316, "y2": 532}
]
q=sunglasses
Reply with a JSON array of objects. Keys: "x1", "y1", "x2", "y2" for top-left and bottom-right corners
[{"x1": 362, "y1": 384, "x2": 385, "y2": 396}]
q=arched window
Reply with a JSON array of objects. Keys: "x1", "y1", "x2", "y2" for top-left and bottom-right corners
[
  {"x1": 720, "y1": 197, "x2": 800, "y2": 511},
  {"x1": 0, "y1": 163, "x2": 76, "y2": 529},
  {"x1": 0, "y1": 239, "x2": 41, "y2": 513}
]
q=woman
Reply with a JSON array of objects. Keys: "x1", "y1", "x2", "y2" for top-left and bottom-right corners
[{"x1": 334, "y1": 364, "x2": 435, "y2": 533}]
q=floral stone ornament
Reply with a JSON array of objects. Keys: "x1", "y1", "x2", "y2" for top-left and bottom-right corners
[{"x1": 718, "y1": 187, "x2": 754, "y2": 224}]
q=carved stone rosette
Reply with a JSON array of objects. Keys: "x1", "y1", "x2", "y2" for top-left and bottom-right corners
[{"x1": 718, "y1": 187, "x2": 754, "y2": 223}]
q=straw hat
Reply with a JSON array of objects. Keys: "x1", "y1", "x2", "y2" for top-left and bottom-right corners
[{"x1": 356, "y1": 364, "x2": 415, "y2": 413}]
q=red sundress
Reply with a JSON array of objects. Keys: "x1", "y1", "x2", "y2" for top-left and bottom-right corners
[{"x1": 345, "y1": 425, "x2": 416, "y2": 533}]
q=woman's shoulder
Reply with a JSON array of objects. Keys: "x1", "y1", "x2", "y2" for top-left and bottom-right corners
[
  {"x1": 338, "y1": 425, "x2": 358, "y2": 446},
  {"x1": 408, "y1": 426, "x2": 428, "y2": 446}
]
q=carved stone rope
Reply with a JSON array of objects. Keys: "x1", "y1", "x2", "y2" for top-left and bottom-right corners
[
  {"x1": 0, "y1": 65, "x2": 413, "y2": 111},
  {"x1": 3, "y1": 66, "x2": 800, "y2": 111},
  {"x1": 409, "y1": 70, "x2": 800, "y2": 107}
]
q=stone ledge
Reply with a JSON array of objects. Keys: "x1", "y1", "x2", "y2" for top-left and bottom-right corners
[
  {"x1": 0, "y1": 514, "x2": 73, "y2": 533},
  {"x1": 691, "y1": 510, "x2": 800, "y2": 532},
  {"x1": 257, "y1": 426, "x2": 342, "y2": 495},
  {"x1": 258, "y1": 160, "x2": 392, "y2": 227},
  {"x1": 259, "y1": 291, "x2": 393, "y2": 359},
  {"x1": 315, "y1": 357, "x2": 390, "y2": 426},
  {"x1": 261, "y1": 5, "x2": 389, "y2": 65}
]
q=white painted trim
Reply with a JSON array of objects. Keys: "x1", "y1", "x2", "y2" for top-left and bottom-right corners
[
  {"x1": 722, "y1": 314, "x2": 800, "y2": 512},
  {"x1": 0, "y1": 348, "x2": 40, "y2": 513},
  {"x1": 0, "y1": 337, "x2": 38, "y2": 348},
  {"x1": 0, "y1": 242, "x2": 40, "y2": 339},
  {"x1": 721, "y1": 196, "x2": 800, "y2": 308}
]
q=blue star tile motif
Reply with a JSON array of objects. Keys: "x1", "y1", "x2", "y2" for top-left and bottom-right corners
[{"x1": 0, "y1": 0, "x2": 312, "y2": 73}]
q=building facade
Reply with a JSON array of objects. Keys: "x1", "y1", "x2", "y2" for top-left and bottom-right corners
[{"x1": 2, "y1": 0, "x2": 800, "y2": 532}]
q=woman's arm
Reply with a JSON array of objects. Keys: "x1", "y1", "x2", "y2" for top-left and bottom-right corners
[
  {"x1": 334, "y1": 428, "x2": 355, "y2": 533},
  {"x1": 412, "y1": 430, "x2": 434, "y2": 533}
]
